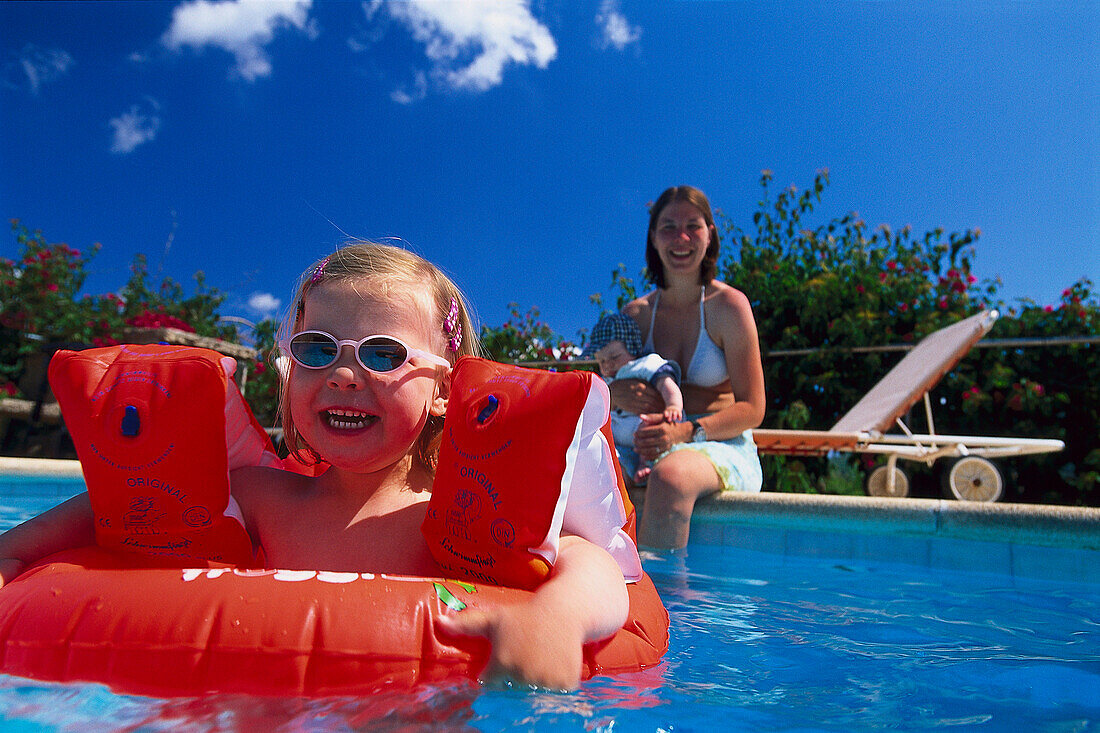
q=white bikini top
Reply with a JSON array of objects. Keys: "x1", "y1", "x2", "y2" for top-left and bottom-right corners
[{"x1": 643, "y1": 288, "x2": 729, "y2": 388}]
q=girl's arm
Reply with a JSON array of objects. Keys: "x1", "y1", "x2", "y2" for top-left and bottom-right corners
[
  {"x1": 435, "y1": 535, "x2": 629, "y2": 690},
  {"x1": 0, "y1": 492, "x2": 95, "y2": 589}
]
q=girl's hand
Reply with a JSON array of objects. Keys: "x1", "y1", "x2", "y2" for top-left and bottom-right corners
[
  {"x1": 436, "y1": 602, "x2": 585, "y2": 690},
  {"x1": 434, "y1": 536, "x2": 627, "y2": 691},
  {"x1": 607, "y1": 379, "x2": 665, "y2": 415},
  {"x1": 664, "y1": 406, "x2": 683, "y2": 424},
  {"x1": 634, "y1": 413, "x2": 692, "y2": 460}
]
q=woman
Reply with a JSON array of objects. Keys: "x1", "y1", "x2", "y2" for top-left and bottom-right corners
[{"x1": 613, "y1": 185, "x2": 765, "y2": 549}]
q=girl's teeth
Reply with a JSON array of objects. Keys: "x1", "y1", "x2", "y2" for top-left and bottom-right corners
[{"x1": 325, "y1": 409, "x2": 372, "y2": 430}]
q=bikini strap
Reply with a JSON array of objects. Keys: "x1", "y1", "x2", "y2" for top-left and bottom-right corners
[{"x1": 645, "y1": 290, "x2": 661, "y2": 351}]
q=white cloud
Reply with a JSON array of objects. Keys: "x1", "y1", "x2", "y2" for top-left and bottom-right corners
[
  {"x1": 391, "y1": 70, "x2": 428, "y2": 105},
  {"x1": 386, "y1": 0, "x2": 556, "y2": 94},
  {"x1": 4, "y1": 44, "x2": 73, "y2": 94},
  {"x1": 595, "y1": 0, "x2": 641, "y2": 51},
  {"x1": 109, "y1": 98, "x2": 162, "y2": 154},
  {"x1": 161, "y1": 0, "x2": 314, "y2": 81},
  {"x1": 248, "y1": 292, "x2": 281, "y2": 315}
]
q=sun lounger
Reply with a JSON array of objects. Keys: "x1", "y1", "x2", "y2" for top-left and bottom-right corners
[{"x1": 752, "y1": 310, "x2": 1064, "y2": 501}]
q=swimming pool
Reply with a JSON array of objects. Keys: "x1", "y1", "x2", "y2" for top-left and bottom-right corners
[{"x1": 2, "y1": 466, "x2": 1098, "y2": 731}]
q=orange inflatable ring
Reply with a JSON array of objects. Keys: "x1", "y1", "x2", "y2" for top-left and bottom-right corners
[{"x1": 0, "y1": 347, "x2": 669, "y2": 697}]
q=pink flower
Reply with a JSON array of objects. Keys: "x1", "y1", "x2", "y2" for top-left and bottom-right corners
[
  {"x1": 947, "y1": 269, "x2": 959, "y2": 279},
  {"x1": 899, "y1": 303, "x2": 908, "y2": 312},
  {"x1": 967, "y1": 274, "x2": 977, "y2": 284},
  {"x1": 1044, "y1": 305, "x2": 1054, "y2": 313},
  {"x1": 938, "y1": 298, "x2": 948, "y2": 309},
  {"x1": 887, "y1": 260, "x2": 897, "y2": 270},
  {"x1": 879, "y1": 272, "x2": 888, "y2": 282},
  {"x1": 47, "y1": 283, "x2": 58, "y2": 292}
]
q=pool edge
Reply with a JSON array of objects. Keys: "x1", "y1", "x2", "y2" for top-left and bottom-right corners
[
  {"x1": 0, "y1": 457, "x2": 84, "y2": 478},
  {"x1": 681, "y1": 491, "x2": 1100, "y2": 583}
]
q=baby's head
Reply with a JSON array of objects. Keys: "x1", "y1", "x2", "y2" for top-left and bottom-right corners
[
  {"x1": 584, "y1": 313, "x2": 643, "y2": 378},
  {"x1": 278, "y1": 241, "x2": 480, "y2": 472},
  {"x1": 594, "y1": 340, "x2": 635, "y2": 378}
]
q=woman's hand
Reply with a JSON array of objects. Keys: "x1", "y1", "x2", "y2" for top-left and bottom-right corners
[
  {"x1": 633, "y1": 413, "x2": 693, "y2": 461},
  {"x1": 607, "y1": 379, "x2": 665, "y2": 415}
]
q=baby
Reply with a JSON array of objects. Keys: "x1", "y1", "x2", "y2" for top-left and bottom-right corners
[{"x1": 584, "y1": 313, "x2": 683, "y2": 484}]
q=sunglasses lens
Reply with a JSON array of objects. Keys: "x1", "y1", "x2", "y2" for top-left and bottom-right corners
[
  {"x1": 289, "y1": 332, "x2": 339, "y2": 367},
  {"x1": 358, "y1": 337, "x2": 409, "y2": 372}
]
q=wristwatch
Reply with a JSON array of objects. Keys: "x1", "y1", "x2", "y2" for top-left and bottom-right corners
[{"x1": 689, "y1": 419, "x2": 707, "y2": 443}]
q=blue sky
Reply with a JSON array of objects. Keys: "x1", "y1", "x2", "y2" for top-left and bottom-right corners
[{"x1": 2, "y1": 1, "x2": 1097, "y2": 348}]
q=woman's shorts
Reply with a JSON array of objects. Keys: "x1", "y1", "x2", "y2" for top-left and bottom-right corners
[{"x1": 657, "y1": 423, "x2": 763, "y2": 493}]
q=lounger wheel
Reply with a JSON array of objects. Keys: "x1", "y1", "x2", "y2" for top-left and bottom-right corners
[
  {"x1": 942, "y1": 456, "x2": 1004, "y2": 502},
  {"x1": 866, "y1": 465, "x2": 911, "y2": 497}
]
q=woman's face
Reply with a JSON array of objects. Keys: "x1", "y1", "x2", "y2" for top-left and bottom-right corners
[
  {"x1": 651, "y1": 200, "x2": 712, "y2": 279},
  {"x1": 287, "y1": 279, "x2": 448, "y2": 474}
]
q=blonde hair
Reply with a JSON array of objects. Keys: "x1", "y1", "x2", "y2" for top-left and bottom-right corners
[{"x1": 277, "y1": 241, "x2": 481, "y2": 472}]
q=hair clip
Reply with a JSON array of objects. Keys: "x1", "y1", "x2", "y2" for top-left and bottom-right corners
[
  {"x1": 444, "y1": 296, "x2": 462, "y2": 353},
  {"x1": 309, "y1": 256, "x2": 329, "y2": 284}
]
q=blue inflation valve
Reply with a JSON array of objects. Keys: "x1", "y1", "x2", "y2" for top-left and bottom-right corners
[
  {"x1": 476, "y1": 395, "x2": 499, "y2": 424},
  {"x1": 121, "y1": 405, "x2": 140, "y2": 437}
]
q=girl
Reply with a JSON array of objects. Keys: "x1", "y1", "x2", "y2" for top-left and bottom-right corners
[{"x1": 0, "y1": 242, "x2": 628, "y2": 690}]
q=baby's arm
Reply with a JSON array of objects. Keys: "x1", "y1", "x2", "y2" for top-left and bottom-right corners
[
  {"x1": 0, "y1": 492, "x2": 94, "y2": 589},
  {"x1": 436, "y1": 534, "x2": 629, "y2": 690},
  {"x1": 654, "y1": 374, "x2": 684, "y2": 424}
]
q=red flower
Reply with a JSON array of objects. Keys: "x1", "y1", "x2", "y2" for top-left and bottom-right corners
[
  {"x1": 1044, "y1": 305, "x2": 1054, "y2": 313},
  {"x1": 856, "y1": 284, "x2": 865, "y2": 294},
  {"x1": 886, "y1": 260, "x2": 897, "y2": 270},
  {"x1": 878, "y1": 272, "x2": 888, "y2": 282},
  {"x1": 938, "y1": 298, "x2": 948, "y2": 309}
]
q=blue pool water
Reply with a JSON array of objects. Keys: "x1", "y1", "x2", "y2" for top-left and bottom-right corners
[{"x1": 2, "y1": 477, "x2": 1098, "y2": 731}]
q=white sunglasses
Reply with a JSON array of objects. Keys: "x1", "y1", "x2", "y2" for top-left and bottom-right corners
[{"x1": 280, "y1": 331, "x2": 450, "y2": 373}]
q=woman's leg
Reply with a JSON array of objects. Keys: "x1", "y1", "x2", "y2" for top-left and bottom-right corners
[{"x1": 637, "y1": 450, "x2": 721, "y2": 549}]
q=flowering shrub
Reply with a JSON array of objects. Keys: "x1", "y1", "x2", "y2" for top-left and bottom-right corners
[
  {"x1": 479, "y1": 304, "x2": 580, "y2": 365},
  {"x1": 240, "y1": 318, "x2": 281, "y2": 426},
  {"x1": 124, "y1": 309, "x2": 196, "y2": 332},
  {"x1": 1, "y1": 221, "x2": 235, "y2": 400}
]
